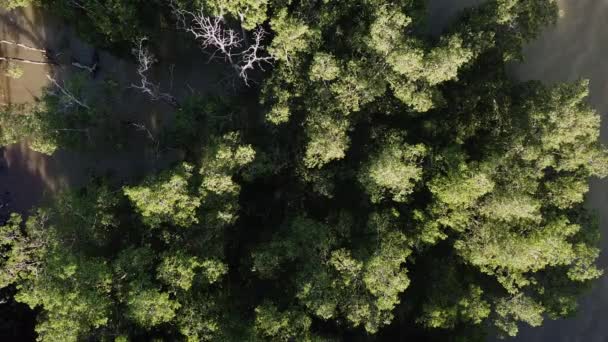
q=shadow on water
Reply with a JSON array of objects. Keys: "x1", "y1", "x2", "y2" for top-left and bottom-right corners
[
  {"x1": 0, "y1": 5, "x2": 228, "y2": 215},
  {"x1": 425, "y1": 0, "x2": 486, "y2": 36}
]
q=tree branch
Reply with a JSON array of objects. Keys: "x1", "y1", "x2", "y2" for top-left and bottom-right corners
[
  {"x1": 0, "y1": 40, "x2": 47, "y2": 54},
  {"x1": 131, "y1": 38, "x2": 179, "y2": 107},
  {"x1": 0, "y1": 56, "x2": 53, "y2": 66},
  {"x1": 71, "y1": 61, "x2": 98, "y2": 74},
  {"x1": 170, "y1": 2, "x2": 274, "y2": 85},
  {"x1": 45, "y1": 74, "x2": 90, "y2": 110}
]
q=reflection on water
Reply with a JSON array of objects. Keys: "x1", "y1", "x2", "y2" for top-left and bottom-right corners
[
  {"x1": 511, "y1": 0, "x2": 608, "y2": 341},
  {"x1": 0, "y1": 5, "x2": 159, "y2": 212},
  {"x1": 0, "y1": 6, "x2": 52, "y2": 104},
  {"x1": 0, "y1": 6, "x2": 223, "y2": 214}
]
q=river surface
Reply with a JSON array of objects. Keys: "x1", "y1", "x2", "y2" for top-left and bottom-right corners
[
  {"x1": 0, "y1": 6, "x2": 228, "y2": 215},
  {"x1": 2, "y1": 1, "x2": 608, "y2": 341},
  {"x1": 431, "y1": 0, "x2": 608, "y2": 340},
  {"x1": 509, "y1": 0, "x2": 608, "y2": 341}
]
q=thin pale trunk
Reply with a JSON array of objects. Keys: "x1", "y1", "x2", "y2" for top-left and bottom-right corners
[
  {"x1": 71, "y1": 61, "x2": 97, "y2": 73},
  {"x1": 46, "y1": 75, "x2": 91, "y2": 110},
  {"x1": 0, "y1": 56, "x2": 52, "y2": 66},
  {"x1": 0, "y1": 40, "x2": 47, "y2": 54}
]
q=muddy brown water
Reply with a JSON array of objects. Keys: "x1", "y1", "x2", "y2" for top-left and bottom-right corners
[
  {"x1": 0, "y1": 6, "x2": 229, "y2": 214},
  {"x1": 2, "y1": 1, "x2": 608, "y2": 340}
]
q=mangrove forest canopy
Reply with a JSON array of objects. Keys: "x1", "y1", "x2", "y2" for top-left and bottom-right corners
[{"x1": 0, "y1": 0, "x2": 606, "y2": 340}]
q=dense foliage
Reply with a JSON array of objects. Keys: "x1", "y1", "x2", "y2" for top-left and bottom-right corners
[{"x1": 1, "y1": 0, "x2": 606, "y2": 341}]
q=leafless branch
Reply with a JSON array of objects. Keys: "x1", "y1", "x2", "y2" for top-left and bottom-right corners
[
  {"x1": 130, "y1": 122, "x2": 155, "y2": 142},
  {"x1": 132, "y1": 37, "x2": 156, "y2": 93},
  {"x1": 72, "y1": 61, "x2": 98, "y2": 74},
  {"x1": 131, "y1": 38, "x2": 179, "y2": 107},
  {"x1": 45, "y1": 74, "x2": 91, "y2": 110},
  {"x1": 239, "y1": 28, "x2": 274, "y2": 84},
  {"x1": 0, "y1": 40, "x2": 47, "y2": 54},
  {"x1": 170, "y1": 2, "x2": 274, "y2": 85},
  {"x1": 67, "y1": 0, "x2": 88, "y2": 11},
  {"x1": 67, "y1": 0, "x2": 111, "y2": 14},
  {"x1": 188, "y1": 10, "x2": 242, "y2": 65},
  {"x1": 0, "y1": 56, "x2": 52, "y2": 66},
  {"x1": 129, "y1": 121, "x2": 161, "y2": 159}
]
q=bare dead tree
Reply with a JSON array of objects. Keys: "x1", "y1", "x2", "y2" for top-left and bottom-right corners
[
  {"x1": 0, "y1": 47, "x2": 96, "y2": 71},
  {"x1": 45, "y1": 74, "x2": 91, "y2": 110},
  {"x1": 130, "y1": 122, "x2": 155, "y2": 142},
  {"x1": 239, "y1": 27, "x2": 274, "y2": 84},
  {"x1": 71, "y1": 61, "x2": 98, "y2": 74},
  {"x1": 187, "y1": 10, "x2": 242, "y2": 65},
  {"x1": 66, "y1": 0, "x2": 111, "y2": 13},
  {"x1": 125, "y1": 121, "x2": 161, "y2": 159},
  {"x1": 132, "y1": 37, "x2": 157, "y2": 96},
  {"x1": 0, "y1": 40, "x2": 47, "y2": 55},
  {"x1": 71, "y1": 49, "x2": 100, "y2": 75},
  {"x1": 170, "y1": 2, "x2": 274, "y2": 85},
  {"x1": 66, "y1": 0, "x2": 88, "y2": 11},
  {"x1": 0, "y1": 56, "x2": 53, "y2": 66},
  {"x1": 0, "y1": 39, "x2": 55, "y2": 66},
  {"x1": 131, "y1": 38, "x2": 179, "y2": 107}
]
